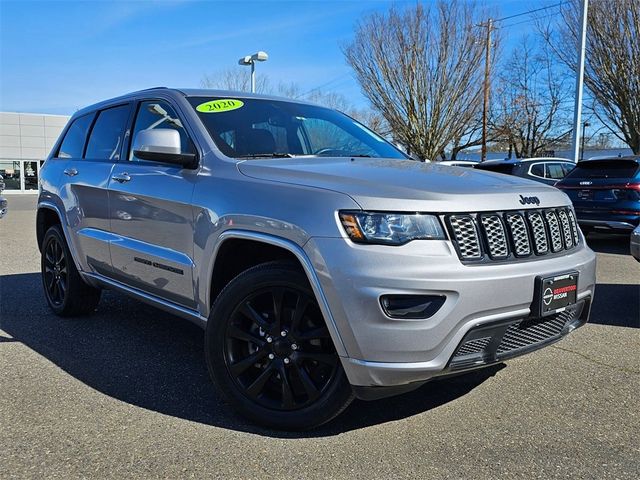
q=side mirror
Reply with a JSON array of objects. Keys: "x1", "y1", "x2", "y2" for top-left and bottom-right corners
[{"x1": 132, "y1": 129, "x2": 197, "y2": 168}]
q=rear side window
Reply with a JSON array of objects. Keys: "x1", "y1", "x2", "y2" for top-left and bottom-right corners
[
  {"x1": 529, "y1": 163, "x2": 545, "y2": 177},
  {"x1": 85, "y1": 105, "x2": 131, "y2": 160},
  {"x1": 564, "y1": 160, "x2": 640, "y2": 179},
  {"x1": 57, "y1": 114, "x2": 93, "y2": 159}
]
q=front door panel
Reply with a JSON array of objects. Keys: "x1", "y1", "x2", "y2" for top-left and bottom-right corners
[{"x1": 107, "y1": 164, "x2": 197, "y2": 307}]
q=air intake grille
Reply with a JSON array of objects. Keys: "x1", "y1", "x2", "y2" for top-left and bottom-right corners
[
  {"x1": 545, "y1": 211, "x2": 563, "y2": 252},
  {"x1": 527, "y1": 212, "x2": 549, "y2": 254},
  {"x1": 447, "y1": 207, "x2": 579, "y2": 262},
  {"x1": 480, "y1": 215, "x2": 509, "y2": 259},
  {"x1": 496, "y1": 308, "x2": 576, "y2": 355},
  {"x1": 449, "y1": 215, "x2": 481, "y2": 259}
]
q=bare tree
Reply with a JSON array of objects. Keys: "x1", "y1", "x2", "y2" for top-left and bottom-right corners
[
  {"x1": 540, "y1": 0, "x2": 640, "y2": 153},
  {"x1": 342, "y1": 1, "x2": 490, "y2": 160},
  {"x1": 490, "y1": 37, "x2": 572, "y2": 158},
  {"x1": 201, "y1": 68, "x2": 271, "y2": 93},
  {"x1": 200, "y1": 71, "x2": 388, "y2": 134}
]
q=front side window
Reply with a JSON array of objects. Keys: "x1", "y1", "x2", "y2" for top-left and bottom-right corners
[
  {"x1": 85, "y1": 105, "x2": 131, "y2": 160},
  {"x1": 187, "y1": 96, "x2": 406, "y2": 160},
  {"x1": 545, "y1": 163, "x2": 566, "y2": 179},
  {"x1": 129, "y1": 101, "x2": 194, "y2": 161},
  {"x1": 57, "y1": 114, "x2": 93, "y2": 159}
]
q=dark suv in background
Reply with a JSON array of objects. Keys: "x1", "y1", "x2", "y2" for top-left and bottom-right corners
[
  {"x1": 474, "y1": 158, "x2": 575, "y2": 185},
  {"x1": 555, "y1": 156, "x2": 640, "y2": 235}
]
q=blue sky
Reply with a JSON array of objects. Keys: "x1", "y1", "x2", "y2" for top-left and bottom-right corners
[{"x1": 1, "y1": 0, "x2": 548, "y2": 115}]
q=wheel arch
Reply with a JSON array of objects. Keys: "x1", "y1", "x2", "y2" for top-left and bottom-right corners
[
  {"x1": 36, "y1": 203, "x2": 64, "y2": 252},
  {"x1": 206, "y1": 230, "x2": 347, "y2": 357}
]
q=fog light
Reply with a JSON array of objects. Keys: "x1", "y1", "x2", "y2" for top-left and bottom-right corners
[{"x1": 380, "y1": 295, "x2": 446, "y2": 319}]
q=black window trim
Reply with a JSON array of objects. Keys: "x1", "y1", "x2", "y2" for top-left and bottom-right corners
[
  {"x1": 82, "y1": 102, "x2": 133, "y2": 163},
  {"x1": 123, "y1": 97, "x2": 200, "y2": 168}
]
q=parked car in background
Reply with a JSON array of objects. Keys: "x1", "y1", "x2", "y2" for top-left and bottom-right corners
[
  {"x1": 555, "y1": 156, "x2": 640, "y2": 235},
  {"x1": 0, "y1": 174, "x2": 6, "y2": 218},
  {"x1": 474, "y1": 158, "x2": 575, "y2": 185},
  {"x1": 631, "y1": 225, "x2": 640, "y2": 261},
  {"x1": 439, "y1": 160, "x2": 478, "y2": 168}
]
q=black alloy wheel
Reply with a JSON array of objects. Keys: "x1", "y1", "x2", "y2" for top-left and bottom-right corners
[
  {"x1": 43, "y1": 234, "x2": 67, "y2": 306},
  {"x1": 205, "y1": 261, "x2": 354, "y2": 430},
  {"x1": 224, "y1": 286, "x2": 338, "y2": 411},
  {"x1": 41, "y1": 225, "x2": 101, "y2": 316}
]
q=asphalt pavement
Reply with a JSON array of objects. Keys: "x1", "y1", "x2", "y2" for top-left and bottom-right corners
[{"x1": 1, "y1": 195, "x2": 639, "y2": 479}]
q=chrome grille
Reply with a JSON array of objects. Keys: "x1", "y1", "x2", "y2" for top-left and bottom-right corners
[
  {"x1": 527, "y1": 212, "x2": 549, "y2": 254},
  {"x1": 505, "y1": 213, "x2": 531, "y2": 256},
  {"x1": 447, "y1": 207, "x2": 579, "y2": 262},
  {"x1": 566, "y1": 209, "x2": 580, "y2": 245},
  {"x1": 449, "y1": 215, "x2": 481, "y2": 259},
  {"x1": 480, "y1": 215, "x2": 509, "y2": 259},
  {"x1": 557, "y1": 210, "x2": 574, "y2": 249},
  {"x1": 545, "y1": 210, "x2": 563, "y2": 252}
]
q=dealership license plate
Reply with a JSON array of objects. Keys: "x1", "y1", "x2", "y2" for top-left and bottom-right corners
[{"x1": 535, "y1": 272, "x2": 578, "y2": 317}]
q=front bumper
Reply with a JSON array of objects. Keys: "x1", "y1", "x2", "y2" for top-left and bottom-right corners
[{"x1": 304, "y1": 236, "x2": 596, "y2": 388}]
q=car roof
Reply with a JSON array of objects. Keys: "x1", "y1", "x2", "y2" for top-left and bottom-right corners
[
  {"x1": 579, "y1": 155, "x2": 640, "y2": 163},
  {"x1": 477, "y1": 157, "x2": 573, "y2": 166},
  {"x1": 72, "y1": 86, "x2": 320, "y2": 118}
]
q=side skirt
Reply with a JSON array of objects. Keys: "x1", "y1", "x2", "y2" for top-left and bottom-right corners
[{"x1": 82, "y1": 271, "x2": 207, "y2": 329}]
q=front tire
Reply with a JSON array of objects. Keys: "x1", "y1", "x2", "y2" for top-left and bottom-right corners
[
  {"x1": 205, "y1": 261, "x2": 354, "y2": 430},
  {"x1": 41, "y1": 225, "x2": 101, "y2": 316}
]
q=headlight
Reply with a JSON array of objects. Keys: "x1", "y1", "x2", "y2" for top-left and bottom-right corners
[{"x1": 339, "y1": 211, "x2": 446, "y2": 245}]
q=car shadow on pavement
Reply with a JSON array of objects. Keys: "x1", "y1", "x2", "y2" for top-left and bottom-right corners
[
  {"x1": 0, "y1": 272, "x2": 502, "y2": 438},
  {"x1": 585, "y1": 233, "x2": 631, "y2": 255},
  {"x1": 589, "y1": 283, "x2": 639, "y2": 328}
]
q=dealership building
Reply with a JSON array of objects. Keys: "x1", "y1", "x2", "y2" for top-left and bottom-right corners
[{"x1": 0, "y1": 112, "x2": 70, "y2": 193}]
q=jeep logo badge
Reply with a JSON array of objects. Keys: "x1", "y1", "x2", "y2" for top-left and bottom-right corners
[{"x1": 519, "y1": 195, "x2": 540, "y2": 206}]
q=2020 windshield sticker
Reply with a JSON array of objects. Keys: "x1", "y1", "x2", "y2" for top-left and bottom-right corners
[{"x1": 196, "y1": 99, "x2": 244, "y2": 113}]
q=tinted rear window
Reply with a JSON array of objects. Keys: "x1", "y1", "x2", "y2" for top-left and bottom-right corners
[
  {"x1": 57, "y1": 114, "x2": 93, "y2": 159},
  {"x1": 564, "y1": 160, "x2": 639, "y2": 179},
  {"x1": 474, "y1": 163, "x2": 515, "y2": 174}
]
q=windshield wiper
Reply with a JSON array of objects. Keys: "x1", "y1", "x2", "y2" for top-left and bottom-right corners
[{"x1": 236, "y1": 153, "x2": 294, "y2": 159}]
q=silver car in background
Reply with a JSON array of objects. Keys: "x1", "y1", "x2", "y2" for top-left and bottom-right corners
[
  {"x1": 0, "y1": 174, "x2": 6, "y2": 218},
  {"x1": 37, "y1": 88, "x2": 596, "y2": 429},
  {"x1": 631, "y1": 225, "x2": 640, "y2": 261}
]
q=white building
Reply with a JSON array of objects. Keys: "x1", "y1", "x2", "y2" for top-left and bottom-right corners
[{"x1": 0, "y1": 112, "x2": 70, "y2": 193}]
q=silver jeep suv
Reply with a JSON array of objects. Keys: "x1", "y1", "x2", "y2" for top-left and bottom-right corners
[{"x1": 37, "y1": 88, "x2": 596, "y2": 429}]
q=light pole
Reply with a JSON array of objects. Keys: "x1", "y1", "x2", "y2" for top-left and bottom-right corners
[
  {"x1": 238, "y1": 51, "x2": 268, "y2": 93},
  {"x1": 571, "y1": 0, "x2": 589, "y2": 163},
  {"x1": 580, "y1": 121, "x2": 590, "y2": 161}
]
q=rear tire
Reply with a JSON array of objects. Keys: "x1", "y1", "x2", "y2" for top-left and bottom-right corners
[
  {"x1": 205, "y1": 261, "x2": 354, "y2": 430},
  {"x1": 41, "y1": 225, "x2": 101, "y2": 317}
]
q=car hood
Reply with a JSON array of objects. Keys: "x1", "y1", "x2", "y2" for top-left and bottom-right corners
[{"x1": 238, "y1": 157, "x2": 571, "y2": 211}]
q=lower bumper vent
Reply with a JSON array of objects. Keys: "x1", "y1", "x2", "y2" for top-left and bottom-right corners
[{"x1": 448, "y1": 300, "x2": 588, "y2": 371}]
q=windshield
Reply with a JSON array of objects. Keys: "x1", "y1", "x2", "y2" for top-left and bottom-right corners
[{"x1": 187, "y1": 96, "x2": 406, "y2": 160}]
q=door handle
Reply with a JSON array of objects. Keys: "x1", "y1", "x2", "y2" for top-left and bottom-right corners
[
  {"x1": 112, "y1": 172, "x2": 131, "y2": 183},
  {"x1": 63, "y1": 168, "x2": 78, "y2": 177}
]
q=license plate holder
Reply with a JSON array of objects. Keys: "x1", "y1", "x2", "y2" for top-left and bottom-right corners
[{"x1": 533, "y1": 271, "x2": 579, "y2": 317}]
